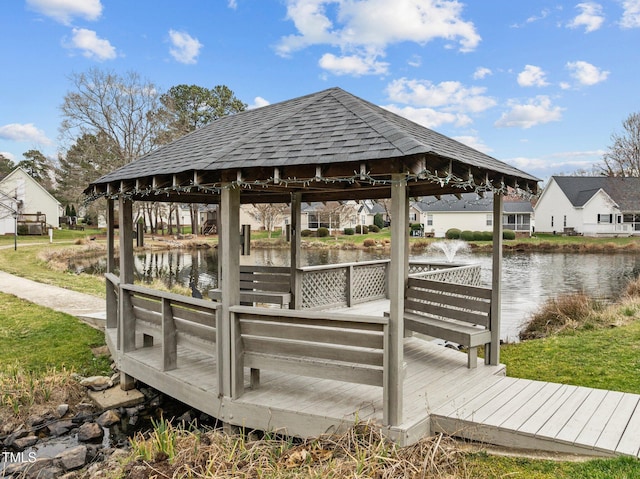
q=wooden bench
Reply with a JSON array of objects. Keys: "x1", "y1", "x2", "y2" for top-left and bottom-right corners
[
  {"x1": 229, "y1": 305, "x2": 388, "y2": 398},
  {"x1": 120, "y1": 284, "x2": 218, "y2": 370},
  {"x1": 404, "y1": 277, "x2": 493, "y2": 368},
  {"x1": 209, "y1": 265, "x2": 292, "y2": 308}
]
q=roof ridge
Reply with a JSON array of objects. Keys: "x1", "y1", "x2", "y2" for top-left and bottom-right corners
[{"x1": 330, "y1": 89, "x2": 427, "y2": 155}]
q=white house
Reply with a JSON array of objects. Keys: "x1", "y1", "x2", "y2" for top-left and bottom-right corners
[
  {"x1": 534, "y1": 176, "x2": 640, "y2": 236},
  {"x1": 0, "y1": 167, "x2": 62, "y2": 235},
  {"x1": 411, "y1": 193, "x2": 534, "y2": 238}
]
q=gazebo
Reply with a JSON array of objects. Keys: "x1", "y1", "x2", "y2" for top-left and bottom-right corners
[{"x1": 87, "y1": 87, "x2": 539, "y2": 445}]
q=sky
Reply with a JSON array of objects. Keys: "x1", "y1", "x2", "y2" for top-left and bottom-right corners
[{"x1": 1, "y1": 0, "x2": 640, "y2": 184}]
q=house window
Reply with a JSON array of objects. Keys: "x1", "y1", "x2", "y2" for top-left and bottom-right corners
[
  {"x1": 361, "y1": 214, "x2": 366, "y2": 225},
  {"x1": 486, "y1": 214, "x2": 493, "y2": 226},
  {"x1": 409, "y1": 212, "x2": 417, "y2": 222},
  {"x1": 597, "y1": 214, "x2": 613, "y2": 224},
  {"x1": 563, "y1": 216, "x2": 567, "y2": 228},
  {"x1": 551, "y1": 216, "x2": 554, "y2": 227},
  {"x1": 427, "y1": 214, "x2": 433, "y2": 226},
  {"x1": 308, "y1": 213, "x2": 319, "y2": 229}
]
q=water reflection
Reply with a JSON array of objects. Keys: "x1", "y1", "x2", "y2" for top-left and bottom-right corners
[{"x1": 75, "y1": 248, "x2": 640, "y2": 342}]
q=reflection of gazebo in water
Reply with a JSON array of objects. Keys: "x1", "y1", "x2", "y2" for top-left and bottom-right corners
[{"x1": 88, "y1": 88, "x2": 542, "y2": 446}]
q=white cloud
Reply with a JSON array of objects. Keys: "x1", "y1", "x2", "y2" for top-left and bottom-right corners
[
  {"x1": 67, "y1": 28, "x2": 116, "y2": 61},
  {"x1": 566, "y1": 60, "x2": 609, "y2": 85},
  {"x1": 0, "y1": 123, "x2": 52, "y2": 145},
  {"x1": 382, "y1": 104, "x2": 468, "y2": 129},
  {"x1": 408, "y1": 55, "x2": 422, "y2": 68},
  {"x1": 452, "y1": 135, "x2": 492, "y2": 153},
  {"x1": 620, "y1": 0, "x2": 640, "y2": 28},
  {"x1": 26, "y1": 0, "x2": 102, "y2": 25},
  {"x1": 495, "y1": 96, "x2": 564, "y2": 129},
  {"x1": 517, "y1": 65, "x2": 549, "y2": 87},
  {"x1": 168, "y1": 30, "x2": 203, "y2": 65},
  {"x1": 473, "y1": 67, "x2": 492, "y2": 80},
  {"x1": 277, "y1": 0, "x2": 480, "y2": 76},
  {"x1": 228, "y1": 0, "x2": 238, "y2": 8},
  {"x1": 567, "y1": 2, "x2": 605, "y2": 33},
  {"x1": 249, "y1": 97, "x2": 270, "y2": 109},
  {"x1": 319, "y1": 52, "x2": 388, "y2": 76},
  {"x1": 508, "y1": 149, "x2": 605, "y2": 175},
  {"x1": 386, "y1": 78, "x2": 496, "y2": 114}
]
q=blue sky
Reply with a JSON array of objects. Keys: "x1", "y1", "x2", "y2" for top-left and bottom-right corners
[{"x1": 1, "y1": 0, "x2": 639, "y2": 183}]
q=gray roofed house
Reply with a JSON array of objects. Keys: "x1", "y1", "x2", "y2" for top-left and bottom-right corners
[
  {"x1": 410, "y1": 193, "x2": 534, "y2": 237},
  {"x1": 534, "y1": 176, "x2": 640, "y2": 236}
]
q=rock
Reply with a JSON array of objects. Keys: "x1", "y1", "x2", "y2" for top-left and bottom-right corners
[
  {"x1": 80, "y1": 376, "x2": 113, "y2": 391},
  {"x1": 3, "y1": 457, "x2": 52, "y2": 478},
  {"x1": 47, "y1": 419, "x2": 74, "y2": 437},
  {"x1": 4, "y1": 427, "x2": 28, "y2": 448},
  {"x1": 96, "y1": 409, "x2": 121, "y2": 427},
  {"x1": 57, "y1": 403, "x2": 70, "y2": 417},
  {"x1": 177, "y1": 410, "x2": 192, "y2": 425},
  {"x1": 33, "y1": 466, "x2": 64, "y2": 479},
  {"x1": 55, "y1": 444, "x2": 88, "y2": 471},
  {"x1": 77, "y1": 422, "x2": 104, "y2": 443},
  {"x1": 12, "y1": 435, "x2": 38, "y2": 450},
  {"x1": 26, "y1": 414, "x2": 45, "y2": 428}
]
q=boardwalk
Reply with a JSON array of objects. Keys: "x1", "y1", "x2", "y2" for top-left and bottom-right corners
[{"x1": 106, "y1": 323, "x2": 640, "y2": 456}]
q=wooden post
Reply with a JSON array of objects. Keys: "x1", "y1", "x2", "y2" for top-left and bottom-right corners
[
  {"x1": 489, "y1": 192, "x2": 503, "y2": 366},
  {"x1": 387, "y1": 173, "x2": 407, "y2": 426},
  {"x1": 290, "y1": 192, "x2": 302, "y2": 309},
  {"x1": 118, "y1": 197, "x2": 136, "y2": 390},
  {"x1": 220, "y1": 184, "x2": 241, "y2": 398},
  {"x1": 162, "y1": 298, "x2": 177, "y2": 371},
  {"x1": 346, "y1": 265, "x2": 354, "y2": 307},
  {"x1": 105, "y1": 199, "x2": 117, "y2": 329}
]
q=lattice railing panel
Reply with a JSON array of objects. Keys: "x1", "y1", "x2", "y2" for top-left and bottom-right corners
[
  {"x1": 352, "y1": 264, "x2": 387, "y2": 302},
  {"x1": 301, "y1": 269, "x2": 347, "y2": 309},
  {"x1": 415, "y1": 264, "x2": 482, "y2": 286}
]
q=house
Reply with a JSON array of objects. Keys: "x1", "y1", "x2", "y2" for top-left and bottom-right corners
[
  {"x1": 0, "y1": 167, "x2": 62, "y2": 235},
  {"x1": 411, "y1": 193, "x2": 534, "y2": 237},
  {"x1": 534, "y1": 176, "x2": 640, "y2": 236}
]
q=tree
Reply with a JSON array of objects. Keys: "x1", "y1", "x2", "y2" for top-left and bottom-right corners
[
  {"x1": 0, "y1": 154, "x2": 14, "y2": 177},
  {"x1": 60, "y1": 68, "x2": 165, "y2": 168},
  {"x1": 246, "y1": 204, "x2": 287, "y2": 238},
  {"x1": 56, "y1": 132, "x2": 120, "y2": 207},
  {"x1": 17, "y1": 149, "x2": 53, "y2": 192},
  {"x1": 601, "y1": 112, "x2": 640, "y2": 177},
  {"x1": 157, "y1": 84, "x2": 247, "y2": 143}
]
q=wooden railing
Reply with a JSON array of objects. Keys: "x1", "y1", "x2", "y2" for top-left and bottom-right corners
[
  {"x1": 409, "y1": 263, "x2": 482, "y2": 286},
  {"x1": 117, "y1": 282, "x2": 219, "y2": 371},
  {"x1": 229, "y1": 305, "x2": 391, "y2": 422}
]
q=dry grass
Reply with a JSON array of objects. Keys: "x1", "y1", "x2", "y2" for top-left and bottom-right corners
[
  {"x1": 123, "y1": 421, "x2": 466, "y2": 479},
  {"x1": 520, "y1": 293, "x2": 605, "y2": 340}
]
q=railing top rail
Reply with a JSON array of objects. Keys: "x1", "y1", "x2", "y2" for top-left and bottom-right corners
[
  {"x1": 298, "y1": 259, "x2": 391, "y2": 272},
  {"x1": 409, "y1": 263, "x2": 480, "y2": 277},
  {"x1": 230, "y1": 304, "x2": 388, "y2": 325},
  {"x1": 105, "y1": 272, "x2": 120, "y2": 286},
  {"x1": 120, "y1": 282, "x2": 221, "y2": 310}
]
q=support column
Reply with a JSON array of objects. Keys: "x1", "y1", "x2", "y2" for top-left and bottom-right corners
[
  {"x1": 489, "y1": 192, "x2": 503, "y2": 366},
  {"x1": 118, "y1": 196, "x2": 135, "y2": 390},
  {"x1": 290, "y1": 192, "x2": 302, "y2": 309},
  {"x1": 105, "y1": 199, "x2": 117, "y2": 330},
  {"x1": 387, "y1": 173, "x2": 407, "y2": 426},
  {"x1": 219, "y1": 184, "x2": 241, "y2": 399}
]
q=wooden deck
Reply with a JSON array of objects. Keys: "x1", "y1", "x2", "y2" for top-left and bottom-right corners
[{"x1": 106, "y1": 325, "x2": 640, "y2": 455}]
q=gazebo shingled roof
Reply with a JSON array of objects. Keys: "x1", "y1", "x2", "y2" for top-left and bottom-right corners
[{"x1": 86, "y1": 87, "x2": 539, "y2": 204}]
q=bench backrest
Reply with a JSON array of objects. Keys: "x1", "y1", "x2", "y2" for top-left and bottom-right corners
[
  {"x1": 239, "y1": 265, "x2": 291, "y2": 293},
  {"x1": 405, "y1": 277, "x2": 492, "y2": 327},
  {"x1": 230, "y1": 306, "x2": 387, "y2": 397}
]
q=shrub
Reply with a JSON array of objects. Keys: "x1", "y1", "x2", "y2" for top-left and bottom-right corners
[
  {"x1": 410, "y1": 223, "x2": 423, "y2": 231},
  {"x1": 355, "y1": 225, "x2": 369, "y2": 234},
  {"x1": 445, "y1": 228, "x2": 461, "y2": 239},
  {"x1": 503, "y1": 230, "x2": 516, "y2": 240},
  {"x1": 317, "y1": 227, "x2": 330, "y2": 237},
  {"x1": 368, "y1": 224, "x2": 380, "y2": 233},
  {"x1": 460, "y1": 230, "x2": 475, "y2": 241},
  {"x1": 373, "y1": 213, "x2": 384, "y2": 229},
  {"x1": 343, "y1": 227, "x2": 355, "y2": 235},
  {"x1": 480, "y1": 231, "x2": 493, "y2": 241},
  {"x1": 363, "y1": 238, "x2": 376, "y2": 247},
  {"x1": 300, "y1": 229, "x2": 314, "y2": 237},
  {"x1": 472, "y1": 231, "x2": 484, "y2": 241}
]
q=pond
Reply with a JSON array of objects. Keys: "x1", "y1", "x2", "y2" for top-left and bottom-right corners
[{"x1": 74, "y1": 247, "x2": 640, "y2": 342}]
